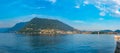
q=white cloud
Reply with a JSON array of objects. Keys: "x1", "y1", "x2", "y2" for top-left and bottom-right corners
[
  {"x1": 99, "y1": 18, "x2": 104, "y2": 21},
  {"x1": 48, "y1": 0, "x2": 56, "y2": 4},
  {"x1": 74, "y1": 20, "x2": 85, "y2": 23},
  {"x1": 113, "y1": 0, "x2": 120, "y2": 5},
  {"x1": 75, "y1": 5, "x2": 80, "y2": 8},
  {"x1": 76, "y1": 0, "x2": 120, "y2": 17},
  {"x1": 22, "y1": 4, "x2": 45, "y2": 9},
  {"x1": 99, "y1": 12, "x2": 106, "y2": 16},
  {"x1": 83, "y1": 0, "x2": 89, "y2": 5}
]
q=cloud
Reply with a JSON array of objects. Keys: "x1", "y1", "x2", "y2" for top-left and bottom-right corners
[
  {"x1": 48, "y1": 0, "x2": 56, "y2": 4},
  {"x1": 99, "y1": 18, "x2": 104, "y2": 21},
  {"x1": 99, "y1": 12, "x2": 106, "y2": 16},
  {"x1": 75, "y1": 5, "x2": 80, "y2": 8},
  {"x1": 73, "y1": 20, "x2": 85, "y2": 23},
  {"x1": 83, "y1": 0, "x2": 89, "y2": 5},
  {"x1": 22, "y1": 4, "x2": 46, "y2": 9},
  {"x1": 76, "y1": 0, "x2": 120, "y2": 17}
]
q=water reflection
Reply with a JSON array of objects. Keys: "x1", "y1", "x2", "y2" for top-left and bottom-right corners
[
  {"x1": 24, "y1": 34, "x2": 68, "y2": 53},
  {"x1": 0, "y1": 33, "x2": 116, "y2": 53}
]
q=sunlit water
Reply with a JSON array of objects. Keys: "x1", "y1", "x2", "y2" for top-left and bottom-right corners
[{"x1": 0, "y1": 33, "x2": 116, "y2": 53}]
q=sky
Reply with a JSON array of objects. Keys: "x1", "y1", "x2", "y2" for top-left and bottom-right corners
[{"x1": 0, "y1": 0, "x2": 120, "y2": 31}]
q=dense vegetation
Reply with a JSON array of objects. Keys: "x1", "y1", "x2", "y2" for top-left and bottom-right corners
[{"x1": 19, "y1": 17, "x2": 75, "y2": 33}]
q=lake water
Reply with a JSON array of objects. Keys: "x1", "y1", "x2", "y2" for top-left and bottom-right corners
[{"x1": 0, "y1": 33, "x2": 116, "y2": 53}]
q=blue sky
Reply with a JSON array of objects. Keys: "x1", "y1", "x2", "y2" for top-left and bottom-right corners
[{"x1": 0, "y1": 0, "x2": 120, "y2": 31}]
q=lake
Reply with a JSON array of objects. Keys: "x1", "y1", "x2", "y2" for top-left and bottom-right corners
[{"x1": 0, "y1": 33, "x2": 116, "y2": 53}]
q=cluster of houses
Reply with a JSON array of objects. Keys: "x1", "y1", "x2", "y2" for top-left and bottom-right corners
[
  {"x1": 20, "y1": 28, "x2": 120, "y2": 35},
  {"x1": 39, "y1": 29, "x2": 79, "y2": 34}
]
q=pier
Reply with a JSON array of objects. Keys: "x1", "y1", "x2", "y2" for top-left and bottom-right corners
[
  {"x1": 114, "y1": 36, "x2": 120, "y2": 41},
  {"x1": 114, "y1": 36, "x2": 120, "y2": 53}
]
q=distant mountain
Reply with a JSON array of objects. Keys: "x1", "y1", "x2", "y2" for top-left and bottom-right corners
[
  {"x1": 99, "y1": 30, "x2": 113, "y2": 32},
  {"x1": 115, "y1": 30, "x2": 120, "y2": 33},
  {"x1": 0, "y1": 28, "x2": 10, "y2": 33},
  {"x1": 7, "y1": 22, "x2": 27, "y2": 33},
  {"x1": 91, "y1": 30, "x2": 114, "y2": 34},
  {"x1": 18, "y1": 17, "x2": 76, "y2": 34}
]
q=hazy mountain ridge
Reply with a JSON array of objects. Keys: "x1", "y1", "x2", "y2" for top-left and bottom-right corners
[
  {"x1": 6, "y1": 22, "x2": 27, "y2": 33},
  {"x1": 0, "y1": 28, "x2": 10, "y2": 33},
  {"x1": 99, "y1": 30, "x2": 113, "y2": 32},
  {"x1": 115, "y1": 30, "x2": 120, "y2": 33}
]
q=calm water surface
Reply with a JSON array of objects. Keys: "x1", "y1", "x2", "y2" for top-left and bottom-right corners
[{"x1": 0, "y1": 33, "x2": 116, "y2": 53}]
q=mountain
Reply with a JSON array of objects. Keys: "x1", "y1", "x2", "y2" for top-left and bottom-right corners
[
  {"x1": 91, "y1": 30, "x2": 114, "y2": 34},
  {"x1": 7, "y1": 22, "x2": 27, "y2": 33},
  {"x1": 115, "y1": 30, "x2": 120, "y2": 33},
  {"x1": 99, "y1": 30, "x2": 113, "y2": 32},
  {"x1": 18, "y1": 17, "x2": 76, "y2": 34},
  {"x1": 0, "y1": 28, "x2": 10, "y2": 33}
]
